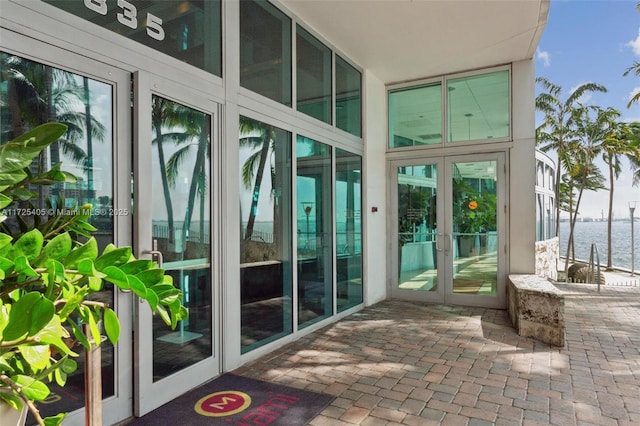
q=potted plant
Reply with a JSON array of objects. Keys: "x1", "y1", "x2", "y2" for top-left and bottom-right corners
[{"x1": 0, "y1": 123, "x2": 187, "y2": 425}]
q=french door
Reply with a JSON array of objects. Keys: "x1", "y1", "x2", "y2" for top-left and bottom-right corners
[
  {"x1": 133, "y1": 72, "x2": 219, "y2": 416},
  {"x1": 391, "y1": 153, "x2": 506, "y2": 308}
]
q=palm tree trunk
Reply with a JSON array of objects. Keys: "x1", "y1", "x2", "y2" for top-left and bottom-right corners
[
  {"x1": 181, "y1": 132, "x2": 208, "y2": 255},
  {"x1": 83, "y1": 77, "x2": 94, "y2": 202},
  {"x1": 564, "y1": 186, "x2": 586, "y2": 277},
  {"x1": 155, "y1": 125, "x2": 176, "y2": 250},
  {"x1": 244, "y1": 127, "x2": 272, "y2": 241}
]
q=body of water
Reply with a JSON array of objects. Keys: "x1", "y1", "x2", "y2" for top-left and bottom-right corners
[{"x1": 559, "y1": 220, "x2": 639, "y2": 270}]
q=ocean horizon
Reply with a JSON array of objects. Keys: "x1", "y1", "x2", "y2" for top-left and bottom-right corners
[{"x1": 559, "y1": 220, "x2": 639, "y2": 271}]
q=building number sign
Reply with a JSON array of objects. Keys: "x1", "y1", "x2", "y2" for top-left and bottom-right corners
[{"x1": 84, "y1": 0, "x2": 165, "y2": 41}]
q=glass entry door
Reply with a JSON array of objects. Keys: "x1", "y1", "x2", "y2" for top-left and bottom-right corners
[
  {"x1": 1, "y1": 37, "x2": 134, "y2": 425},
  {"x1": 133, "y1": 72, "x2": 218, "y2": 415},
  {"x1": 391, "y1": 153, "x2": 505, "y2": 308}
]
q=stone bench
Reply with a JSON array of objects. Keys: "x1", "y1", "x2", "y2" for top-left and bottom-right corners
[{"x1": 507, "y1": 274, "x2": 565, "y2": 347}]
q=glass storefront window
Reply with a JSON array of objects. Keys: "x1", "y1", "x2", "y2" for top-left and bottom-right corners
[
  {"x1": 336, "y1": 56, "x2": 362, "y2": 137},
  {"x1": 447, "y1": 70, "x2": 509, "y2": 143},
  {"x1": 239, "y1": 117, "x2": 292, "y2": 353},
  {"x1": 296, "y1": 25, "x2": 332, "y2": 124},
  {"x1": 240, "y1": 0, "x2": 292, "y2": 106},
  {"x1": 297, "y1": 136, "x2": 333, "y2": 328},
  {"x1": 0, "y1": 52, "x2": 115, "y2": 417},
  {"x1": 388, "y1": 83, "x2": 442, "y2": 148},
  {"x1": 336, "y1": 149, "x2": 363, "y2": 311},
  {"x1": 44, "y1": 0, "x2": 222, "y2": 77}
]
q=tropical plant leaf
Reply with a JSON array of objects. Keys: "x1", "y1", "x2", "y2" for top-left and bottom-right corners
[
  {"x1": 94, "y1": 246, "x2": 132, "y2": 270},
  {"x1": 101, "y1": 265, "x2": 129, "y2": 290},
  {"x1": 127, "y1": 275, "x2": 148, "y2": 299},
  {"x1": 43, "y1": 232, "x2": 72, "y2": 261},
  {"x1": 103, "y1": 308, "x2": 120, "y2": 345},
  {"x1": 12, "y1": 229, "x2": 44, "y2": 260},
  {"x1": 14, "y1": 374, "x2": 51, "y2": 401},
  {"x1": 21, "y1": 343, "x2": 50, "y2": 371},
  {"x1": 62, "y1": 237, "x2": 98, "y2": 268}
]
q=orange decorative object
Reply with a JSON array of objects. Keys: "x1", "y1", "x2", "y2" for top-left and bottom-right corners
[{"x1": 468, "y1": 200, "x2": 478, "y2": 210}]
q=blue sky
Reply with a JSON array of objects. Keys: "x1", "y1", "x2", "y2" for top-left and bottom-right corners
[{"x1": 535, "y1": 0, "x2": 640, "y2": 219}]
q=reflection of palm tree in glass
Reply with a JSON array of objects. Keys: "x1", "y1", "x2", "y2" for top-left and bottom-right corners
[
  {"x1": 1, "y1": 54, "x2": 106, "y2": 202},
  {"x1": 165, "y1": 111, "x2": 210, "y2": 258},
  {"x1": 239, "y1": 117, "x2": 275, "y2": 242}
]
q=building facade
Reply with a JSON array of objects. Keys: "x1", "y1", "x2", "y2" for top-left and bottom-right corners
[{"x1": 0, "y1": 0, "x2": 549, "y2": 424}]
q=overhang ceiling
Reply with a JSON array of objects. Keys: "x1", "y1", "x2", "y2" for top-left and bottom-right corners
[{"x1": 280, "y1": 0, "x2": 550, "y2": 85}]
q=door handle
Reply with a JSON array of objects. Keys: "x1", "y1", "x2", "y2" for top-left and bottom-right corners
[
  {"x1": 143, "y1": 239, "x2": 164, "y2": 268},
  {"x1": 435, "y1": 233, "x2": 444, "y2": 251}
]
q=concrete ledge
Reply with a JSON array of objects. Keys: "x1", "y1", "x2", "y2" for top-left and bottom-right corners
[{"x1": 507, "y1": 274, "x2": 565, "y2": 347}]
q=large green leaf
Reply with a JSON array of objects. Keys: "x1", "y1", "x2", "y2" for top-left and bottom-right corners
[
  {"x1": 103, "y1": 308, "x2": 120, "y2": 345},
  {"x1": 43, "y1": 232, "x2": 72, "y2": 261},
  {"x1": 135, "y1": 269, "x2": 165, "y2": 287},
  {"x1": 20, "y1": 343, "x2": 51, "y2": 371},
  {"x1": 95, "y1": 246, "x2": 132, "y2": 270},
  {"x1": 102, "y1": 265, "x2": 130, "y2": 290},
  {"x1": 14, "y1": 255, "x2": 38, "y2": 277},
  {"x1": 0, "y1": 193, "x2": 12, "y2": 209},
  {"x1": 43, "y1": 413, "x2": 67, "y2": 426},
  {"x1": 0, "y1": 234, "x2": 13, "y2": 251},
  {"x1": 12, "y1": 229, "x2": 44, "y2": 260},
  {"x1": 0, "y1": 123, "x2": 67, "y2": 174},
  {"x1": 2, "y1": 292, "x2": 52, "y2": 341},
  {"x1": 14, "y1": 374, "x2": 51, "y2": 401},
  {"x1": 63, "y1": 237, "x2": 98, "y2": 268},
  {"x1": 127, "y1": 275, "x2": 148, "y2": 299},
  {"x1": 120, "y1": 259, "x2": 153, "y2": 275}
]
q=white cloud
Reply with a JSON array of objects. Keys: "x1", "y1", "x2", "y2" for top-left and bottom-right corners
[
  {"x1": 628, "y1": 87, "x2": 640, "y2": 105},
  {"x1": 626, "y1": 28, "x2": 640, "y2": 56},
  {"x1": 536, "y1": 48, "x2": 551, "y2": 67}
]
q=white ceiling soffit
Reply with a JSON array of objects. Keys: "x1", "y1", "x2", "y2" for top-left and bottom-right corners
[{"x1": 281, "y1": 0, "x2": 550, "y2": 84}]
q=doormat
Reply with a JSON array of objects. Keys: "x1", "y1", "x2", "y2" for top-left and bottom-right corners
[{"x1": 128, "y1": 373, "x2": 334, "y2": 425}]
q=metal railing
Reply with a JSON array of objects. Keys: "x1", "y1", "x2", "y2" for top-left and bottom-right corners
[{"x1": 587, "y1": 243, "x2": 603, "y2": 293}]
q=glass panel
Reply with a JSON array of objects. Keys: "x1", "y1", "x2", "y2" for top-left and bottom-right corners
[
  {"x1": 397, "y1": 165, "x2": 438, "y2": 291},
  {"x1": 336, "y1": 56, "x2": 361, "y2": 137},
  {"x1": 239, "y1": 117, "x2": 292, "y2": 353},
  {"x1": 447, "y1": 70, "x2": 509, "y2": 143},
  {"x1": 44, "y1": 0, "x2": 222, "y2": 77},
  {"x1": 389, "y1": 84, "x2": 442, "y2": 148},
  {"x1": 296, "y1": 25, "x2": 332, "y2": 124},
  {"x1": 151, "y1": 95, "x2": 212, "y2": 380},
  {"x1": 537, "y1": 193, "x2": 544, "y2": 241},
  {"x1": 297, "y1": 136, "x2": 332, "y2": 328},
  {"x1": 335, "y1": 149, "x2": 362, "y2": 312},
  {"x1": 451, "y1": 161, "x2": 497, "y2": 295},
  {"x1": 0, "y1": 52, "x2": 115, "y2": 416},
  {"x1": 240, "y1": 0, "x2": 292, "y2": 106}
]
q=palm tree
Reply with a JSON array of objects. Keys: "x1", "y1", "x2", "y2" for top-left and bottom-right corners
[
  {"x1": 239, "y1": 117, "x2": 276, "y2": 242},
  {"x1": 150, "y1": 97, "x2": 199, "y2": 252},
  {"x1": 1, "y1": 53, "x2": 106, "y2": 207},
  {"x1": 561, "y1": 105, "x2": 610, "y2": 274},
  {"x1": 535, "y1": 77, "x2": 607, "y2": 236},
  {"x1": 599, "y1": 117, "x2": 640, "y2": 269},
  {"x1": 165, "y1": 112, "x2": 211, "y2": 258}
]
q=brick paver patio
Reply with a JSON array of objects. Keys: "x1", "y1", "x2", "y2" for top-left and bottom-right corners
[{"x1": 234, "y1": 283, "x2": 640, "y2": 425}]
